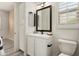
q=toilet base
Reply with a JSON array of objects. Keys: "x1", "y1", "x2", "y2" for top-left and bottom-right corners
[{"x1": 59, "y1": 53, "x2": 69, "y2": 56}]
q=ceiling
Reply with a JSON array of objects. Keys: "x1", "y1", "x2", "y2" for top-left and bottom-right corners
[
  {"x1": 0, "y1": 2, "x2": 15, "y2": 12},
  {"x1": 35, "y1": 2, "x2": 43, "y2": 6}
]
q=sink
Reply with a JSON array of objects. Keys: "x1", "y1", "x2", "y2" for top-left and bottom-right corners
[{"x1": 28, "y1": 33, "x2": 53, "y2": 39}]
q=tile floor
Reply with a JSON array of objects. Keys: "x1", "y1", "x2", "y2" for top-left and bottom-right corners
[{"x1": 1, "y1": 39, "x2": 24, "y2": 56}]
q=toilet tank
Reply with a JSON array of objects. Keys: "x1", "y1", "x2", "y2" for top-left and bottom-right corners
[{"x1": 58, "y1": 39, "x2": 77, "y2": 55}]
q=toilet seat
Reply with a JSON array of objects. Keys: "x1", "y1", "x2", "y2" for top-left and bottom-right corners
[{"x1": 59, "y1": 53, "x2": 69, "y2": 56}]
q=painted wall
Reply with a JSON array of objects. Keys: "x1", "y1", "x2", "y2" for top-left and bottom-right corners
[
  {"x1": 0, "y1": 10, "x2": 9, "y2": 39},
  {"x1": 25, "y1": 2, "x2": 37, "y2": 34},
  {"x1": 8, "y1": 10, "x2": 14, "y2": 40},
  {"x1": 8, "y1": 10, "x2": 14, "y2": 34}
]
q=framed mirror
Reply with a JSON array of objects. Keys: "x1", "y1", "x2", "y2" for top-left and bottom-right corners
[{"x1": 36, "y1": 5, "x2": 52, "y2": 34}]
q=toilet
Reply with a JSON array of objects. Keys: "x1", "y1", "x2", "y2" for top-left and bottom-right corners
[
  {"x1": 0, "y1": 36, "x2": 5, "y2": 55},
  {"x1": 58, "y1": 39, "x2": 77, "y2": 56}
]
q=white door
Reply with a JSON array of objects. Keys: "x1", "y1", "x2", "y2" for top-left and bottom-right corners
[{"x1": 18, "y1": 3, "x2": 26, "y2": 51}]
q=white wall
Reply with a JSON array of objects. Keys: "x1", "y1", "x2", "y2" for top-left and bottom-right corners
[
  {"x1": 0, "y1": 10, "x2": 9, "y2": 39},
  {"x1": 25, "y1": 2, "x2": 37, "y2": 34},
  {"x1": 8, "y1": 10, "x2": 14, "y2": 34},
  {"x1": 8, "y1": 10, "x2": 14, "y2": 40}
]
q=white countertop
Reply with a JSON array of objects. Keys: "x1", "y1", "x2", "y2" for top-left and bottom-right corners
[{"x1": 27, "y1": 33, "x2": 53, "y2": 39}]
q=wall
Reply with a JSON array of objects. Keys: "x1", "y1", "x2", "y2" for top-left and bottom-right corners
[
  {"x1": 8, "y1": 10, "x2": 14, "y2": 34},
  {"x1": 25, "y1": 2, "x2": 37, "y2": 34},
  {"x1": 8, "y1": 10, "x2": 14, "y2": 40},
  {"x1": 0, "y1": 10, "x2": 9, "y2": 39}
]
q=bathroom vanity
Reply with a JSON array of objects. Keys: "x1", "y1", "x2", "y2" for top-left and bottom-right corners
[
  {"x1": 27, "y1": 34, "x2": 53, "y2": 56},
  {"x1": 26, "y1": 5, "x2": 53, "y2": 56}
]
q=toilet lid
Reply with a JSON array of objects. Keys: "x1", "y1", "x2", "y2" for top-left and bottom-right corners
[{"x1": 59, "y1": 53, "x2": 69, "y2": 56}]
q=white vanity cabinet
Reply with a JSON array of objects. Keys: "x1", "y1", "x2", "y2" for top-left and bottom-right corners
[
  {"x1": 27, "y1": 34, "x2": 53, "y2": 56},
  {"x1": 27, "y1": 36, "x2": 35, "y2": 56}
]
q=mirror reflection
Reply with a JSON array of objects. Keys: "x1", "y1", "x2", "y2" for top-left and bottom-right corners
[
  {"x1": 36, "y1": 5, "x2": 52, "y2": 33},
  {"x1": 38, "y1": 8, "x2": 50, "y2": 30}
]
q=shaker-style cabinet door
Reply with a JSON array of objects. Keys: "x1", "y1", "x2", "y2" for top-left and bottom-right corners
[
  {"x1": 35, "y1": 38, "x2": 48, "y2": 56},
  {"x1": 27, "y1": 36, "x2": 35, "y2": 56}
]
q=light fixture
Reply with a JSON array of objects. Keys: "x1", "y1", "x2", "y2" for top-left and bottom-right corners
[{"x1": 36, "y1": 2, "x2": 46, "y2": 7}]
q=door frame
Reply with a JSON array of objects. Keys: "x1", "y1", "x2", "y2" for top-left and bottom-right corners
[
  {"x1": 14, "y1": 3, "x2": 26, "y2": 55},
  {"x1": 14, "y1": 3, "x2": 20, "y2": 51}
]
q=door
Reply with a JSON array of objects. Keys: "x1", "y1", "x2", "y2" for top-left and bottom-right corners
[{"x1": 18, "y1": 3, "x2": 26, "y2": 51}]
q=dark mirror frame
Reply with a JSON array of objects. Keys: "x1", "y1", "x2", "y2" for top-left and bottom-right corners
[{"x1": 36, "y1": 5, "x2": 52, "y2": 34}]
